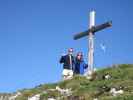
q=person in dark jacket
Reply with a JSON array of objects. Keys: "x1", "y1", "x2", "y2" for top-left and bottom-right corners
[
  {"x1": 60, "y1": 48, "x2": 75, "y2": 80},
  {"x1": 74, "y1": 52, "x2": 88, "y2": 75}
]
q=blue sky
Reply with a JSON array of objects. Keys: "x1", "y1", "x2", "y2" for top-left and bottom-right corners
[{"x1": 0, "y1": 0, "x2": 133, "y2": 92}]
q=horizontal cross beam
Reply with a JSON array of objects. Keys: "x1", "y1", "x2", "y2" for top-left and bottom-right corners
[{"x1": 73, "y1": 21, "x2": 112, "y2": 40}]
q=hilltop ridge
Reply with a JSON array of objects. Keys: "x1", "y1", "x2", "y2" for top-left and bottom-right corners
[{"x1": 0, "y1": 64, "x2": 133, "y2": 100}]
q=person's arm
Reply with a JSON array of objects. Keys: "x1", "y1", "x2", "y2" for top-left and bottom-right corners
[
  {"x1": 83, "y1": 61, "x2": 88, "y2": 69},
  {"x1": 60, "y1": 56, "x2": 65, "y2": 63},
  {"x1": 72, "y1": 56, "x2": 76, "y2": 70},
  {"x1": 84, "y1": 64, "x2": 88, "y2": 69}
]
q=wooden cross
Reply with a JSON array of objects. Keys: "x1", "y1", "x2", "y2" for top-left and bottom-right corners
[{"x1": 73, "y1": 11, "x2": 112, "y2": 75}]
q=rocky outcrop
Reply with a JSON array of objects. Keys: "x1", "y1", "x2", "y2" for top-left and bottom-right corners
[
  {"x1": 0, "y1": 92, "x2": 21, "y2": 100},
  {"x1": 0, "y1": 94, "x2": 11, "y2": 100}
]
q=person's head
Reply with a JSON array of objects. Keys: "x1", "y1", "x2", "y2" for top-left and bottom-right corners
[
  {"x1": 68, "y1": 48, "x2": 73, "y2": 55},
  {"x1": 76, "y1": 52, "x2": 83, "y2": 60}
]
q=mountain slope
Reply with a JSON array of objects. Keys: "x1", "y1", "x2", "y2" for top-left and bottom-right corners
[{"x1": 0, "y1": 64, "x2": 133, "y2": 100}]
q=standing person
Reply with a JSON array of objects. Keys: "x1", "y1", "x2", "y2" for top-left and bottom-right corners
[
  {"x1": 74, "y1": 52, "x2": 88, "y2": 75},
  {"x1": 60, "y1": 48, "x2": 75, "y2": 80}
]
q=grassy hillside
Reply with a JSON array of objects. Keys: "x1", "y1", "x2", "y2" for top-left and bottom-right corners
[{"x1": 2, "y1": 64, "x2": 133, "y2": 100}]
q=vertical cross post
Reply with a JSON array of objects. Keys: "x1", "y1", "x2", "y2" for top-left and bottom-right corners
[{"x1": 88, "y1": 11, "x2": 95, "y2": 75}]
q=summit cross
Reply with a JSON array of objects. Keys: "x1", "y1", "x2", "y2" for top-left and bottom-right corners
[{"x1": 73, "y1": 11, "x2": 112, "y2": 75}]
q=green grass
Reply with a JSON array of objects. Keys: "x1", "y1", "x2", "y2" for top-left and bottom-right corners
[{"x1": 12, "y1": 64, "x2": 133, "y2": 100}]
